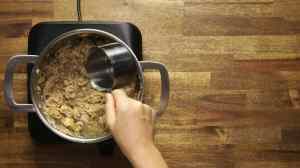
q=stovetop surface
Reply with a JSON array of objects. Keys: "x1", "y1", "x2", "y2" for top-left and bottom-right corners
[{"x1": 27, "y1": 21, "x2": 143, "y2": 146}]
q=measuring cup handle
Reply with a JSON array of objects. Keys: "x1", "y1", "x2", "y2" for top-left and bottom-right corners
[
  {"x1": 4, "y1": 55, "x2": 38, "y2": 112},
  {"x1": 140, "y1": 61, "x2": 170, "y2": 117}
]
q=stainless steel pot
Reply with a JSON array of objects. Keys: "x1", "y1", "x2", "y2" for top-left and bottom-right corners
[{"x1": 4, "y1": 29, "x2": 170, "y2": 143}]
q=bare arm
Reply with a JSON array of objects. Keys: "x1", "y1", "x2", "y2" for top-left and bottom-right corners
[{"x1": 105, "y1": 89, "x2": 168, "y2": 168}]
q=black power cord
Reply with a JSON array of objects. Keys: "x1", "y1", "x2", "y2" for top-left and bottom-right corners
[{"x1": 77, "y1": 0, "x2": 82, "y2": 21}]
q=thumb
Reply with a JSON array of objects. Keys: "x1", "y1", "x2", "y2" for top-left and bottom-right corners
[
  {"x1": 112, "y1": 89, "x2": 128, "y2": 110},
  {"x1": 105, "y1": 93, "x2": 116, "y2": 128}
]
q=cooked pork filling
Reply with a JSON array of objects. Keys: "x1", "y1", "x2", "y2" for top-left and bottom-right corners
[{"x1": 37, "y1": 38, "x2": 135, "y2": 138}]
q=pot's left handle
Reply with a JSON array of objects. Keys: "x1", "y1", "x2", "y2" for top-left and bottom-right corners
[{"x1": 4, "y1": 55, "x2": 39, "y2": 112}]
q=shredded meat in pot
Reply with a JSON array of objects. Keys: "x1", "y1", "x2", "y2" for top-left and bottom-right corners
[{"x1": 36, "y1": 37, "x2": 136, "y2": 138}]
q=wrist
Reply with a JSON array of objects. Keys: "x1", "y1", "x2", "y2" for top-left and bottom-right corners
[
  {"x1": 128, "y1": 143, "x2": 157, "y2": 167},
  {"x1": 131, "y1": 144, "x2": 168, "y2": 168}
]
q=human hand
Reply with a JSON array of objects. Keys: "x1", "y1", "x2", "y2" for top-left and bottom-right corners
[
  {"x1": 105, "y1": 89, "x2": 168, "y2": 168},
  {"x1": 105, "y1": 89, "x2": 156, "y2": 159}
]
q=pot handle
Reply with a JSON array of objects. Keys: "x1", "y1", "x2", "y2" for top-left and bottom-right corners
[
  {"x1": 140, "y1": 61, "x2": 170, "y2": 117},
  {"x1": 4, "y1": 55, "x2": 39, "y2": 112}
]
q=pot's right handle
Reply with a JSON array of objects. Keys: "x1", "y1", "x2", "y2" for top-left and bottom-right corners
[
  {"x1": 4, "y1": 55, "x2": 39, "y2": 112},
  {"x1": 140, "y1": 61, "x2": 170, "y2": 117}
]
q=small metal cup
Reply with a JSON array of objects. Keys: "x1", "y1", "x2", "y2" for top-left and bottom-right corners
[{"x1": 86, "y1": 42, "x2": 138, "y2": 91}]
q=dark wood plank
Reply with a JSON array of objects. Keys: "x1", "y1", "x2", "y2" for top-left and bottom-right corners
[
  {"x1": 184, "y1": 15, "x2": 300, "y2": 36},
  {"x1": 0, "y1": 0, "x2": 53, "y2": 20},
  {"x1": 0, "y1": 19, "x2": 32, "y2": 38}
]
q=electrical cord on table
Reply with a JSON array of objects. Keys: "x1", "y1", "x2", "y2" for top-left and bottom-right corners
[{"x1": 77, "y1": 0, "x2": 82, "y2": 21}]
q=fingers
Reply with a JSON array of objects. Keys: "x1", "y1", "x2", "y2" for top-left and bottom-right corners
[
  {"x1": 112, "y1": 89, "x2": 127, "y2": 98},
  {"x1": 142, "y1": 104, "x2": 156, "y2": 141},
  {"x1": 112, "y1": 89, "x2": 129, "y2": 110},
  {"x1": 111, "y1": 89, "x2": 157, "y2": 122},
  {"x1": 143, "y1": 104, "x2": 157, "y2": 122},
  {"x1": 105, "y1": 93, "x2": 116, "y2": 128}
]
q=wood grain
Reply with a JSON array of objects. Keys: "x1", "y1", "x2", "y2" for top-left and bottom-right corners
[{"x1": 1, "y1": 0, "x2": 300, "y2": 167}]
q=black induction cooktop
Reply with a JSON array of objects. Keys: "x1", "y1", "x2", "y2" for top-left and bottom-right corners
[{"x1": 26, "y1": 21, "x2": 143, "y2": 153}]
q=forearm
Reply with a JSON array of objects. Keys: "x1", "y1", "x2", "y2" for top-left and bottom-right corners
[{"x1": 128, "y1": 144, "x2": 168, "y2": 168}]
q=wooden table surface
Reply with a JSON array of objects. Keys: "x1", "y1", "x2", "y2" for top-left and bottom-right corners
[{"x1": 1, "y1": 0, "x2": 300, "y2": 167}]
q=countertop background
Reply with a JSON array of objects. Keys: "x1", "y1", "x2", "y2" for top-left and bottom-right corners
[{"x1": 1, "y1": 0, "x2": 300, "y2": 167}]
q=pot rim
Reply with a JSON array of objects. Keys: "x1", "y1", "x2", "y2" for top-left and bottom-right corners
[{"x1": 30, "y1": 28, "x2": 144, "y2": 143}]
